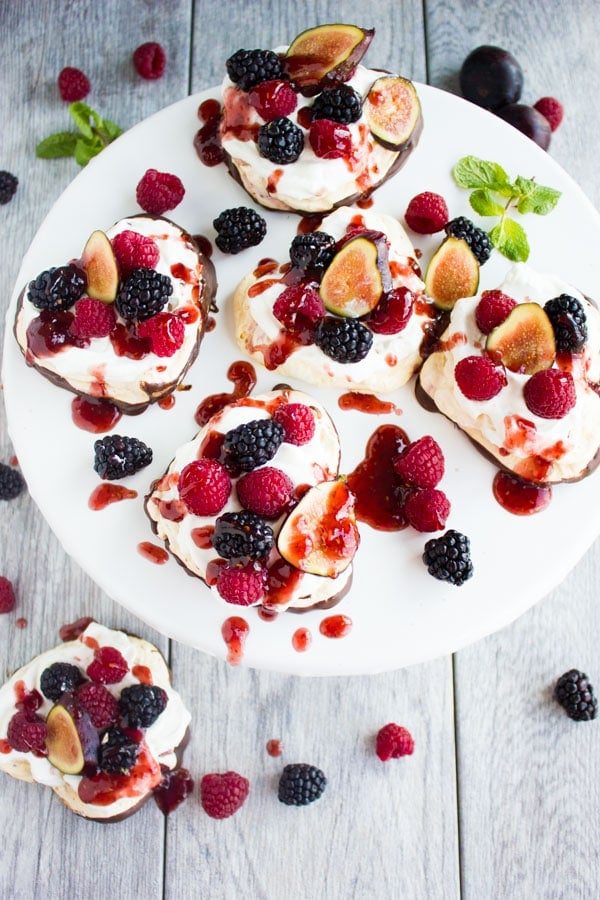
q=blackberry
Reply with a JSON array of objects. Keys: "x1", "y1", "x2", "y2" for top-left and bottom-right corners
[
  {"x1": 213, "y1": 206, "x2": 267, "y2": 255},
  {"x1": 93, "y1": 434, "x2": 153, "y2": 480},
  {"x1": 98, "y1": 727, "x2": 140, "y2": 774},
  {"x1": 289, "y1": 231, "x2": 336, "y2": 274},
  {"x1": 554, "y1": 669, "x2": 597, "y2": 721},
  {"x1": 40, "y1": 662, "x2": 85, "y2": 701},
  {"x1": 445, "y1": 216, "x2": 492, "y2": 264},
  {"x1": 223, "y1": 419, "x2": 284, "y2": 472},
  {"x1": 422, "y1": 529, "x2": 473, "y2": 586},
  {"x1": 118, "y1": 684, "x2": 168, "y2": 728},
  {"x1": 257, "y1": 117, "x2": 304, "y2": 165},
  {"x1": 544, "y1": 294, "x2": 588, "y2": 353},
  {"x1": 27, "y1": 264, "x2": 87, "y2": 311},
  {"x1": 212, "y1": 510, "x2": 274, "y2": 561},
  {"x1": 314, "y1": 316, "x2": 373, "y2": 363},
  {"x1": 0, "y1": 463, "x2": 25, "y2": 500},
  {"x1": 311, "y1": 85, "x2": 362, "y2": 124},
  {"x1": 226, "y1": 48, "x2": 283, "y2": 92},
  {"x1": 278, "y1": 763, "x2": 327, "y2": 806},
  {"x1": 0, "y1": 170, "x2": 18, "y2": 204},
  {"x1": 114, "y1": 267, "x2": 173, "y2": 322}
]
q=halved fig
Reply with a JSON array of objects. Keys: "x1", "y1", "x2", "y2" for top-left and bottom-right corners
[
  {"x1": 277, "y1": 478, "x2": 359, "y2": 577},
  {"x1": 46, "y1": 692, "x2": 99, "y2": 775},
  {"x1": 485, "y1": 302, "x2": 556, "y2": 374},
  {"x1": 80, "y1": 229, "x2": 119, "y2": 303},
  {"x1": 363, "y1": 75, "x2": 422, "y2": 150},
  {"x1": 284, "y1": 24, "x2": 374, "y2": 96},
  {"x1": 319, "y1": 231, "x2": 391, "y2": 317},
  {"x1": 424, "y1": 237, "x2": 479, "y2": 310}
]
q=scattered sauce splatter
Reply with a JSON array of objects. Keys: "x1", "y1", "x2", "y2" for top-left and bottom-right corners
[
  {"x1": 319, "y1": 615, "x2": 353, "y2": 639},
  {"x1": 137, "y1": 542, "x2": 169, "y2": 564},
  {"x1": 222, "y1": 616, "x2": 249, "y2": 666}
]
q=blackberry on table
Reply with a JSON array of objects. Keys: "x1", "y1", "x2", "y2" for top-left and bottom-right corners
[
  {"x1": 554, "y1": 669, "x2": 597, "y2": 721},
  {"x1": 257, "y1": 117, "x2": 304, "y2": 164},
  {"x1": 226, "y1": 48, "x2": 283, "y2": 92},
  {"x1": 0, "y1": 170, "x2": 18, "y2": 204},
  {"x1": 223, "y1": 419, "x2": 285, "y2": 472},
  {"x1": 278, "y1": 763, "x2": 327, "y2": 806},
  {"x1": 93, "y1": 435, "x2": 153, "y2": 480},
  {"x1": 40, "y1": 662, "x2": 85, "y2": 701},
  {"x1": 289, "y1": 231, "x2": 336, "y2": 274},
  {"x1": 213, "y1": 206, "x2": 267, "y2": 254},
  {"x1": 311, "y1": 85, "x2": 363, "y2": 124},
  {"x1": 98, "y1": 727, "x2": 140, "y2": 774},
  {"x1": 119, "y1": 683, "x2": 168, "y2": 728},
  {"x1": 314, "y1": 316, "x2": 373, "y2": 363},
  {"x1": 544, "y1": 294, "x2": 588, "y2": 352},
  {"x1": 212, "y1": 510, "x2": 274, "y2": 561},
  {"x1": 422, "y1": 529, "x2": 473, "y2": 586},
  {"x1": 27, "y1": 264, "x2": 87, "y2": 311},
  {"x1": 0, "y1": 463, "x2": 25, "y2": 500},
  {"x1": 114, "y1": 267, "x2": 173, "y2": 322},
  {"x1": 445, "y1": 216, "x2": 492, "y2": 265}
]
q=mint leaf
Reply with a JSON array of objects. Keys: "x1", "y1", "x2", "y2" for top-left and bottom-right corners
[
  {"x1": 36, "y1": 131, "x2": 78, "y2": 159},
  {"x1": 452, "y1": 156, "x2": 511, "y2": 192},
  {"x1": 514, "y1": 176, "x2": 561, "y2": 215},
  {"x1": 74, "y1": 138, "x2": 102, "y2": 166},
  {"x1": 100, "y1": 119, "x2": 123, "y2": 142},
  {"x1": 469, "y1": 188, "x2": 505, "y2": 217},
  {"x1": 490, "y1": 218, "x2": 530, "y2": 262},
  {"x1": 69, "y1": 101, "x2": 103, "y2": 139}
]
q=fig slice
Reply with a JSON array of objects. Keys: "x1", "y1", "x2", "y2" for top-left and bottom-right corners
[
  {"x1": 424, "y1": 236, "x2": 479, "y2": 311},
  {"x1": 277, "y1": 478, "x2": 359, "y2": 577},
  {"x1": 485, "y1": 302, "x2": 556, "y2": 374},
  {"x1": 319, "y1": 231, "x2": 391, "y2": 317},
  {"x1": 363, "y1": 75, "x2": 422, "y2": 150},
  {"x1": 284, "y1": 24, "x2": 374, "y2": 96},
  {"x1": 45, "y1": 692, "x2": 99, "y2": 775},
  {"x1": 80, "y1": 229, "x2": 119, "y2": 303}
]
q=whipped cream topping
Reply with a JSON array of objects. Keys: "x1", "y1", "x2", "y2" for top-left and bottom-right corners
[
  {"x1": 419, "y1": 263, "x2": 600, "y2": 483},
  {"x1": 14, "y1": 216, "x2": 208, "y2": 408},
  {"x1": 146, "y1": 388, "x2": 352, "y2": 610}
]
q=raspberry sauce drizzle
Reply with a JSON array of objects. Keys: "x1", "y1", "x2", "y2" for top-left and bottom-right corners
[
  {"x1": 492, "y1": 470, "x2": 552, "y2": 515},
  {"x1": 338, "y1": 392, "x2": 401, "y2": 415},
  {"x1": 154, "y1": 766, "x2": 195, "y2": 814},
  {"x1": 319, "y1": 615, "x2": 353, "y2": 638},
  {"x1": 88, "y1": 484, "x2": 137, "y2": 510},
  {"x1": 71, "y1": 396, "x2": 122, "y2": 433},
  {"x1": 194, "y1": 360, "x2": 256, "y2": 427},
  {"x1": 347, "y1": 424, "x2": 410, "y2": 530},
  {"x1": 292, "y1": 627, "x2": 312, "y2": 652},
  {"x1": 194, "y1": 99, "x2": 224, "y2": 167},
  {"x1": 222, "y1": 616, "x2": 249, "y2": 666},
  {"x1": 138, "y1": 542, "x2": 169, "y2": 564}
]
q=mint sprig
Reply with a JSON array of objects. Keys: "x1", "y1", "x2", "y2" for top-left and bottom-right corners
[
  {"x1": 452, "y1": 155, "x2": 561, "y2": 262},
  {"x1": 36, "y1": 102, "x2": 123, "y2": 166}
]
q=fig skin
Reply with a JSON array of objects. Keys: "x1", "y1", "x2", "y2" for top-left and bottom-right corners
[
  {"x1": 46, "y1": 692, "x2": 99, "y2": 776},
  {"x1": 364, "y1": 75, "x2": 422, "y2": 151},
  {"x1": 485, "y1": 302, "x2": 556, "y2": 374},
  {"x1": 284, "y1": 23, "x2": 374, "y2": 96},
  {"x1": 495, "y1": 104, "x2": 552, "y2": 150},
  {"x1": 459, "y1": 45, "x2": 524, "y2": 111},
  {"x1": 320, "y1": 231, "x2": 391, "y2": 318},
  {"x1": 425, "y1": 236, "x2": 479, "y2": 311},
  {"x1": 80, "y1": 229, "x2": 119, "y2": 303}
]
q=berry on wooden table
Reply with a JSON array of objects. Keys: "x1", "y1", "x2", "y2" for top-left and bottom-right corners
[
  {"x1": 133, "y1": 42, "x2": 167, "y2": 80},
  {"x1": 57, "y1": 66, "x2": 91, "y2": 102},
  {"x1": 200, "y1": 771, "x2": 250, "y2": 818}
]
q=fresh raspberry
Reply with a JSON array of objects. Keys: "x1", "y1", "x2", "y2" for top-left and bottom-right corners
[
  {"x1": 136, "y1": 168, "x2": 185, "y2": 216},
  {"x1": 308, "y1": 119, "x2": 352, "y2": 159},
  {"x1": 216, "y1": 561, "x2": 267, "y2": 606},
  {"x1": 533, "y1": 97, "x2": 563, "y2": 132},
  {"x1": 133, "y1": 42, "x2": 167, "y2": 80},
  {"x1": 200, "y1": 771, "x2": 250, "y2": 819},
  {"x1": 475, "y1": 289, "x2": 517, "y2": 334},
  {"x1": 249, "y1": 79, "x2": 298, "y2": 121},
  {"x1": 76, "y1": 682, "x2": 120, "y2": 729},
  {"x1": 86, "y1": 646, "x2": 129, "y2": 685},
  {"x1": 137, "y1": 312, "x2": 185, "y2": 357},
  {"x1": 369, "y1": 287, "x2": 415, "y2": 335},
  {"x1": 394, "y1": 435, "x2": 445, "y2": 488},
  {"x1": 272, "y1": 283, "x2": 325, "y2": 339},
  {"x1": 0, "y1": 576, "x2": 16, "y2": 613},
  {"x1": 273, "y1": 403, "x2": 315, "y2": 445},
  {"x1": 236, "y1": 466, "x2": 294, "y2": 519},
  {"x1": 375, "y1": 723, "x2": 414, "y2": 761},
  {"x1": 404, "y1": 192, "x2": 449, "y2": 234},
  {"x1": 404, "y1": 488, "x2": 450, "y2": 532},
  {"x1": 7, "y1": 711, "x2": 47, "y2": 755},
  {"x1": 69, "y1": 297, "x2": 117, "y2": 339},
  {"x1": 111, "y1": 230, "x2": 160, "y2": 278},
  {"x1": 523, "y1": 368, "x2": 576, "y2": 419},
  {"x1": 57, "y1": 67, "x2": 91, "y2": 102},
  {"x1": 178, "y1": 458, "x2": 231, "y2": 516},
  {"x1": 455, "y1": 355, "x2": 506, "y2": 401}
]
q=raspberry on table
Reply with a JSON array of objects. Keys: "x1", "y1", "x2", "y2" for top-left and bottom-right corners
[
  {"x1": 249, "y1": 79, "x2": 298, "y2": 121},
  {"x1": 311, "y1": 85, "x2": 362, "y2": 124},
  {"x1": 368, "y1": 287, "x2": 415, "y2": 335},
  {"x1": 115, "y1": 267, "x2": 173, "y2": 322},
  {"x1": 76, "y1": 682, "x2": 120, "y2": 730},
  {"x1": 533, "y1": 96, "x2": 563, "y2": 132},
  {"x1": 226, "y1": 48, "x2": 283, "y2": 91},
  {"x1": 137, "y1": 311, "x2": 185, "y2": 357},
  {"x1": 86, "y1": 646, "x2": 129, "y2": 685},
  {"x1": 93, "y1": 434, "x2": 153, "y2": 480},
  {"x1": 0, "y1": 170, "x2": 18, "y2": 205},
  {"x1": 69, "y1": 297, "x2": 117, "y2": 339},
  {"x1": 0, "y1": 576, "x2": 16, "y2": 613},
  {"x1": 7, "y1": 711, "x2": 48, "y2": 756},
  {"x1": 273, "y1": 403, "x2": 316, "y2": 446},
  {"x1": 257, "y1": 117, "x2": 304, "y2": 164},
  {"x1": 177, "y1": 458, "x2": 231, "y2": 516},
  {"x1": 111, "y1": 230, "x2": 160, "y2": 278},
  {"x1": 212, "y1": 510, "x2": 274, "y2": 561},
  {"x1": 136, "y1": 168, "x2": 185, "y2": 215},
  {"x1": 213, "y1": 206, "x2": 267, "y2": 254},
  {"x1": 445, "y1": 216, "x2": 492, "y2": 265},
  {"x1": 394, "y1": 435, "x2": 445, "y2": 489},
  {"x1": 277, "y1": 763, "x2": 327, "y2": 806},
  {"x1": 454, "y1": 354, "x2": 506, "y2": 401},
  {"x1": 27, "y1": 264, "x2": 87, "y2": 311},
  {"x1": 40, "y1": 662, "x2": 85, "y2": 701},
  {"x1": 422, "y1": 529, "x2": 473, "y2": 586},
  {"x1": 200, "y1": 771, "x2": 250, "y2": 819},
  {"x1": 272, "y1": 283, "x2": 325, "y2": 337},
  {"x1": 554, "y1": 669, "x2": 597, "y2": 721},
  {"x1": 523, "y1": 368, "x2": 576, "y2": 419},
  {"x1": 309, "y1": 119, "x2": 352, "y2": 159},
  {"x1": 404, "y1": 487, "x2": 450, "y2": 533},
  {"x1": 216, "y1": 561, "x2": 267, "y2": 606},
  {"x1": 236, "y1": 466, "x2": 294, "y2": 519},
  {"x1": 289, "y1": 231, "x2": 336, "y2": 275},
  {"x1": 119, "y1": 683, "x2": 168, "y2": 728},
  {"x1": 404, "y1": 191, "x2": 449, "y2": 234},
  {"x1": 314, "y1": 316, "x2": 373, "y2": 363},
  {"x1": 475, "y1": 290, "x2": 517, "y2": 334},
  {"x1": 544, "y1": 294, "x2": 588, "y2": 353},
  {"x1": 57, "y1": 66, "x2": 91, "y2": 102},
  {"x1": 223, "y1": 419, "x2": 285, "y2": 472},
  {"x1": 133, "y1": 41, "x2": 167, "y2": 80},
  {"x1": 376, "y1": 723, "x2": 415, "y2": 760},
  {"x1": 0, "y1": 463, "x2": 25, "y2": 500},
  {"x1": 98, "y1": 727, "x2": 139, "y2": 774}
]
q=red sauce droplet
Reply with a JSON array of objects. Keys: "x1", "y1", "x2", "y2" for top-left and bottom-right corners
[
  {"x1": 264, "y1": 558, "x2": 304, "y2": 607},
  {"x1": 198, "y1": 98, "x2": 221, "y2": 122},
  {"x1": 296, "y1": 106, "x2": 313, "y2": 129},
  {"x1": 0, "y1": 739, "x2": 11, "y2": 754},
  {"x1": 221, "y1": 616, "x2": 249, "y2": 666},
  {"x1": 154, "y1": 765, "x2": 195, "y2": 815},
  {"x1": 356, "y1": 196, "x2": 374, "y2": 209},
  {"x1": 347, "y1": 424, "x2": 410, "y2": 530},
  {"x1": 59, "y1": 616, "x2": 95, "y2": 641},
  {"x1": 319, "y1": 614, "x2": 352, "y2": 639},
  {"x1": 15, "y1": 617, "x2": 27, "y2": 629},
  {"x1": 194, "y1": 360, "x2": 257, "y2": 426},
  {"x1": 82, "y1": 635, "x2": 99, "y2": 650},
  {"x1": 338, "y1": 391, "x2": 400, "y2": 415},
  {"x1": 297, "y1": 214, "x2": 323, "y2": 234},
  {"x1": 192, "y1": 234, "x2": 213, "y2": 258},
  {"x1": 194, "y1": 99, "x2": 224, "y2": 166},
  {"x1": 71, "y1": 396, "x2": 122, "y2": 433},
  {"x1": 158, "y1": 499, "x2": 186, "y2": 522},
  {"x1": 78, "y1": 744, "x2": 160, "y2": 805},
  {"x1": 253, "y1": 258, "x2": 279, "y2": 278},
  {"x1": 492, "y1": 470, "x2": 552, "y2": 515},
  {"x1": 191, "y1": 525, "x2": 214, "y2": 549},
  {"x1": 132, "y1": 665, "x2": 153, "y2": 685},
  {"x1": 257, "y1": 607, "x2": 278, "y2": 621},
  {"x1": 9, "y1": 456, "x2": 18, "y2": 466},
  {"x1": 266, "y1": 739, "x2": 283, "y2": 757},
  {"x1": 205, "y1": 558, "x2": 227, "y2": 585},
  {"x1": 88, "y1": 483, "x2": 137, "y2": 510},
  {"x1": 138, "y1": 541, "x2": 169, "y2": 564},
  {"x1": 14, "y1": 680, "x2": 27, "y2": 703},
  {"x1": 267, "y1": 169, "x2": 284, "y2": 193},
  {"x1": 158, "y1": 394, "x2": 176, "y2": 410},
  {"x1": 110, "y1": 322, "x2": 150, "y2": 359},
  {"x1": 170, "y1": 262, "x2": 194, "y2": 283},
  {"x1": 248, "y1": 277, "x2": 282, "y2": 297},
  {"x1": 292, "y1": 627, "x2": 312, "y2": 652},
  {"x1": 205, "y1": 316, "x2": 217, "y2": 332},
  {"x1": 26, "y1": 309, "x2": 86, "y2": 358}
]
